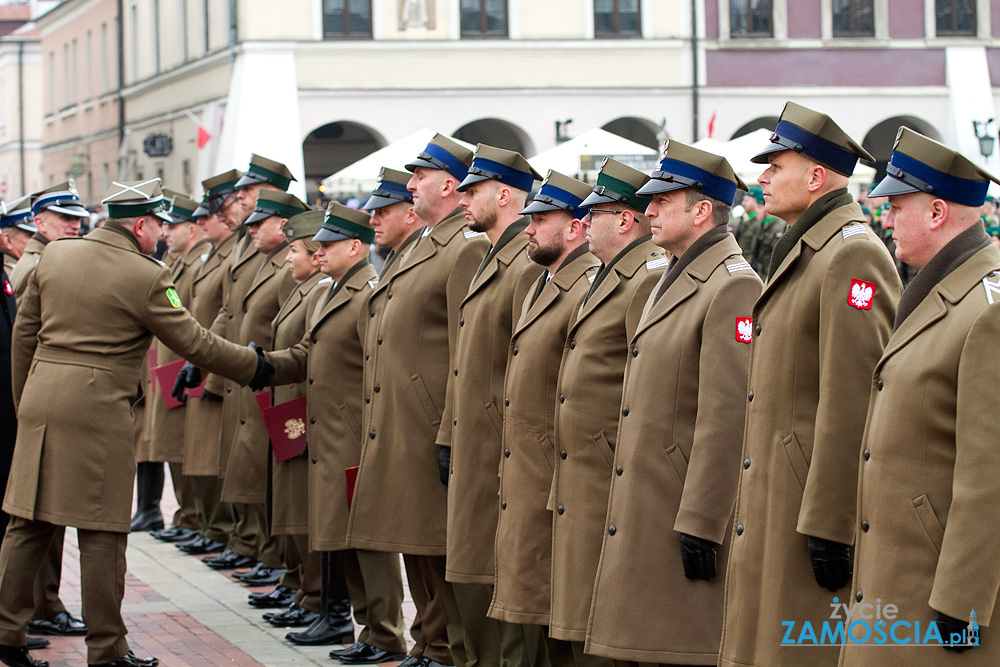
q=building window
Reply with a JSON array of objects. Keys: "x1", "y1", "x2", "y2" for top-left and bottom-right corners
[
  {"x1": 460, "y1": 0, "x2": 508, "y2": 37},
  {"x1": 833, "y1": 0, "x2": 874, "y2": 36},
  {"x1": 86, "y1": 31, "x2": 93, "y2": 101},
  {"x1": 936, "y1": 0, "x2": 976, "y2": 35},
  {"x1": 594, "y1": 0, "x2": 641, "y2": 38},
  {"x1": 101, "y1": 23, "x2": 109, "y2": 93},
  {"x1": 323, "y1": 0, "x2": 373, "y2": 38},
  {"x1": 47, "y1": 51, "x2": 54, "y2": 113},
  {"x1": 730, "y1": 0, "x2": 772, "y2": 37}
]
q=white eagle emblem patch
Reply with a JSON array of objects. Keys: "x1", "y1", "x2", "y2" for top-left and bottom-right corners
[
  {"x1": 284, "y1": 418, "x2": 306, "y2": 440},
  {"x1": 736, "y1": 317, "x2": 753, "y2": 344},
  {"x1": 849, "y1": 279, "x2": 876, "y2": 310}
]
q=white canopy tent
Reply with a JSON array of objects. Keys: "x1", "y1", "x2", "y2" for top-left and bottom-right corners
[
  {"x1": 320, "y1": 128, "x2": 474, "y2": 199},
  {"x1": 528, "y1": 128, "x2": 658, "y2": 181}
]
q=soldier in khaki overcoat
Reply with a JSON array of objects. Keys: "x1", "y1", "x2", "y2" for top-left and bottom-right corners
[
  {"x1": 216, "y1": 190, "x2": 303, "y2": 601},
  {"x1": 547, "y1": 159, "x2": 664, "y2": 667},
  {"x1": 174, "y1": 183, "x2": 241, "y2": 557},
  {"x1": 264, "y1": 212, "x2": 327, "y2": 640},
  {"x1": 347, "y1": 136, "x2": 484, "y2": 667},
  {"x1": 349, "y1": 166, "x2": 454, "y2": 666},
  {"x1": 0, "y1": 180, "x2": 265, "y2": 667},
  {"x1": 839, "y1": 130, "x2": 1000, "y2": 666},
  {"x1": 586, "y1": 142, "x2": 761, "y2": 667},
  {"x1": 263, "y1": 204, "x2": 408, "y2": 664},
  {"x1": 488, "y1": 171, "x2": 599, "y2": 667},
  {"x1": 143, "y1": 195, "x2": 212, "y2": 542},
  {"x1": 439, "y1": 145, "x2": 544, "y2": 667},
  {"x1": 718, "y1": 103, "x2": 902, "y2": 667}
]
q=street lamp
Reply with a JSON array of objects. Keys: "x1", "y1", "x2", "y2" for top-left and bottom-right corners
[{"x1": 972, "y1": 119, "x2": 995, "y2": 160}]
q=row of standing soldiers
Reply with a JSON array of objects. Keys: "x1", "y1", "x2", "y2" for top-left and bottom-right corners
[{"x1": 2, "y1": 97, "x2": 1000, "y2": 667}]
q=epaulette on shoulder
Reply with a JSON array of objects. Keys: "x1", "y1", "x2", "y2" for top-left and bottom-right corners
[
  {"x1": 841, "y1": 223, "x2": 869, "y2": 241},
  {"x1": 645, "y1": 255, "x2": 669, "y2": 271},
  {"x1": 724, "y1": 256, "x2": 754, "y2": 275}
]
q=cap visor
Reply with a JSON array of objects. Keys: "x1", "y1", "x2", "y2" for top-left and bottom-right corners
[
  {"x1": 749, "y1": 142, "x2": 787, "y2": 165},
  {"x1": 313, "y1": 227, "x2": 353, "y2": 243},
  {"x1": 363, "y1": 194, "x2": 409, "y2": 211},
  {"x1": 580, "y1": 191, "x2": 618, "y2": 207},
  {"x1": 235, "y1": 173, "x2": 266, "y2": 189},
  {"x1": 867, "y1": 175, "x2": 921, "y2": 199},
  {"x1": 520, "y1": 199, "x2": 563, "y2": 216},
  {"x1": 245, "y1": 209, "x2": 272, "y2": 225},
  {"x1": 166, "y1": 212, "x2": 192, "y2": 224},
  {"x1": 404, "y1": 157, "x2": 442, "y2": 173},
  {"x1": 14, "y1": 221, "x2": 37, "y2": 233},
  {"x1": 193, "y1": 204, "x2": 210, "y2": 217},
  {"x1": 154, "y1": 211, "x2": 173, "y2": 223},
  {"x1": 636, "y1": 179, "x2": 688, "y2": 196},
  {"x1": 457, "y1": 173, "x2": 490, "y2": 192},
  {"x1": 47, "y1": 204, "x2": 90, "y2": 218}
]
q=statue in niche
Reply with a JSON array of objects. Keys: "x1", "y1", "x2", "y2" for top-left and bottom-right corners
[{"x1": 399, "y1": 0, "x2": 435, "y2": 29}]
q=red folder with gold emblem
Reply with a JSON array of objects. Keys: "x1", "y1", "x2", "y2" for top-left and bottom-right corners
[
  {"x1": 260, "y1": 396, "x2": 308, "y2": 462},
  {"x1": 345, "y1": 466, "x2": 359, "y2": 509},
  {"x1": 151, "y1": 358, "x2": 205, "y2": 409}
]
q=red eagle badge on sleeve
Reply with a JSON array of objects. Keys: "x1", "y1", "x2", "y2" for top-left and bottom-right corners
[
  {"x1": 849, "y1": 279, "x2": 876, "y2": 310},
  {"x1": 2, "y1": 279, "x2": 10, "y2": 296},
  {"x1": 736, "y1": 317, "x2": 753, "y2": 344}
]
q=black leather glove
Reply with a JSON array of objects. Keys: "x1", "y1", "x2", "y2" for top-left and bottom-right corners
[
  {"x1": 200, "y1": 389, "x2": 223, "y2": 402},
  {"x1": 247, "y1": 342, "x2": 275, "y2": 392},
  {"x1": 679, "y1": 533, "x2": 718, "y2": 581},
  {"x1": 937, "y1": 611, "x2": 979, "y2": 652},
  {"x1": 807, "y1": 536, "x2": 852, "y2": 592},
  {"x1": 172, "y1": 362, "x2": 202, "y2": 402},
  {"x1": 437, "y1": 446, "x2": 451, "y2": 487}
]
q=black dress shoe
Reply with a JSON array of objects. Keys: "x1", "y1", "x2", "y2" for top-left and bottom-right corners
[
  {"x1": 267, "y1": 604, "x2": 319, "y2": 628},
  {"x1": 25, "y1": 611, "x2": 87, "y2": 636},
  {"x1": 238, "y1": 567, "x2": 285, "y2": 586},
  {"x1": 285, "y1": 615, "x2": 354, "y2": 646},
  {"x1": 23, "y1": 639, "x2": 47, "y2": 652},
  {"x1": 150, "y1": 526, "x2": 197, "y2": 543},
  {"x1": 176, "y1": 536, "x2": 225, "y2": 555},
  {"x1": 0, "y1": 645, "x2": 47, "y2": 667},
  {"x1": 248, "y1": 586, "x2": 295, "y2": 609},
  {"x1": 232, "y1": 562, "x2": 265, "y2": 581},
  {"x1": 329, "y1": 642, "x2": 367, "y2": 660},
  {"x1": 202, "y1": 550, "x2": 255, "y2": 570},
  {"x1": 88, "y1": 650, "x2": 159, "y2": 666},
  {"x1": 129, "y1": 509, "x2": 164, "y2": 532},
  {"x1": 396, "y1": 657, "x2": 424, "y2": 667},
  {"x1": 336, "y1": 643, "x2": 406, "y2": 665}
]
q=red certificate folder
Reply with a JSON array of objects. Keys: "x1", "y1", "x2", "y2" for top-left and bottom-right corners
[
  {"x1": 151, "y1": 359, "x2": 205, "y2": 409},
  {"x1": 260, "y1": 396, "x2": 308, "y2": 462},
  {"x1": 345, "y1": 466, "x2": 359, "y2": 509}
]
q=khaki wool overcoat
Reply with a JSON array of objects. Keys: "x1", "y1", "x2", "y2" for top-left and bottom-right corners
[
  {"x1": 269, "y1": 269, "x2": 325, "y2": 535},
  {"x1": 347, "y1": 212, "x2": 488, "y2": 555},
  {"x1": 548, "y1": 238, "x2": 665, "y2": 642},
  {"x1": 144, "y1": 239, "x2": 212, "y2": 463},
  {"x1": 5, "y1": 227, "x2": 257, "y2": 532},
  {"x1": 586, "y1": 233, "x2": 761, "y2": 665},
  {"x1": 488, "y1": 247, "x2": 599, "y2": 625},
  {"x1": 439, "y1": 221, "x2": 544, "y2": 584},
  {"x1": 3, "y1": 251, "x2": 16, "y2": 276},
  {"x1": 182, "y1": 233, "x2": 237, "y2": 476},
  {"x1": 267, "y1": 261, "x2": 377, "y2": 551},
  {"x1": 839, "y1": 244, "x2": 1000, "y2": 667},
  {"x1": 718, "y1": 198, "x2": 902, "y2": 667},
  {"x1": 222, "y1": 244, "x2": 295, "y2": 503},
  {"x1": 10, "y1": 233, "x2": 47, "y2": 301},
  {"x1": 210, "y1": 243, "x2": 265, "y2": 476}
]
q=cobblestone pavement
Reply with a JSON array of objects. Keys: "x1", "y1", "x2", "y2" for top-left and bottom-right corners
[{"x1": 25, "y1": 486, "x2": 416, "y2": 667}]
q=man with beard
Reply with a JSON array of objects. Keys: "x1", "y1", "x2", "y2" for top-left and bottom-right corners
[
  {"x1": 439, "y1": 145, "x2": 543, "y2": 667},
  {"x1": 547, "y1": 158, "x2": 664, "y2": 667},
  {"x1": 489, "y1": 171, "x2": 598, "y2": 667}
]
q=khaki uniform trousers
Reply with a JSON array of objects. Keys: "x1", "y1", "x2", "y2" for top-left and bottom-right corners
[
  {"x1": 191, "y1": 475, "x2": 233, "y2": 544},
  {"x1": 0, "y1": 517, "x2": 129, "y2": 664},
  {"x1": 342, "y1": 549, "x2": 406, "y2": 653},
  {"x1": 544, "y1": 639, "x2": 612, "y2": 667},
  {"x1": 167, "y1": 463, "x2": 198, "y2": 530},
  {"x1": 405, "y1": 554, "x2": 464, "y2": 666}
]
